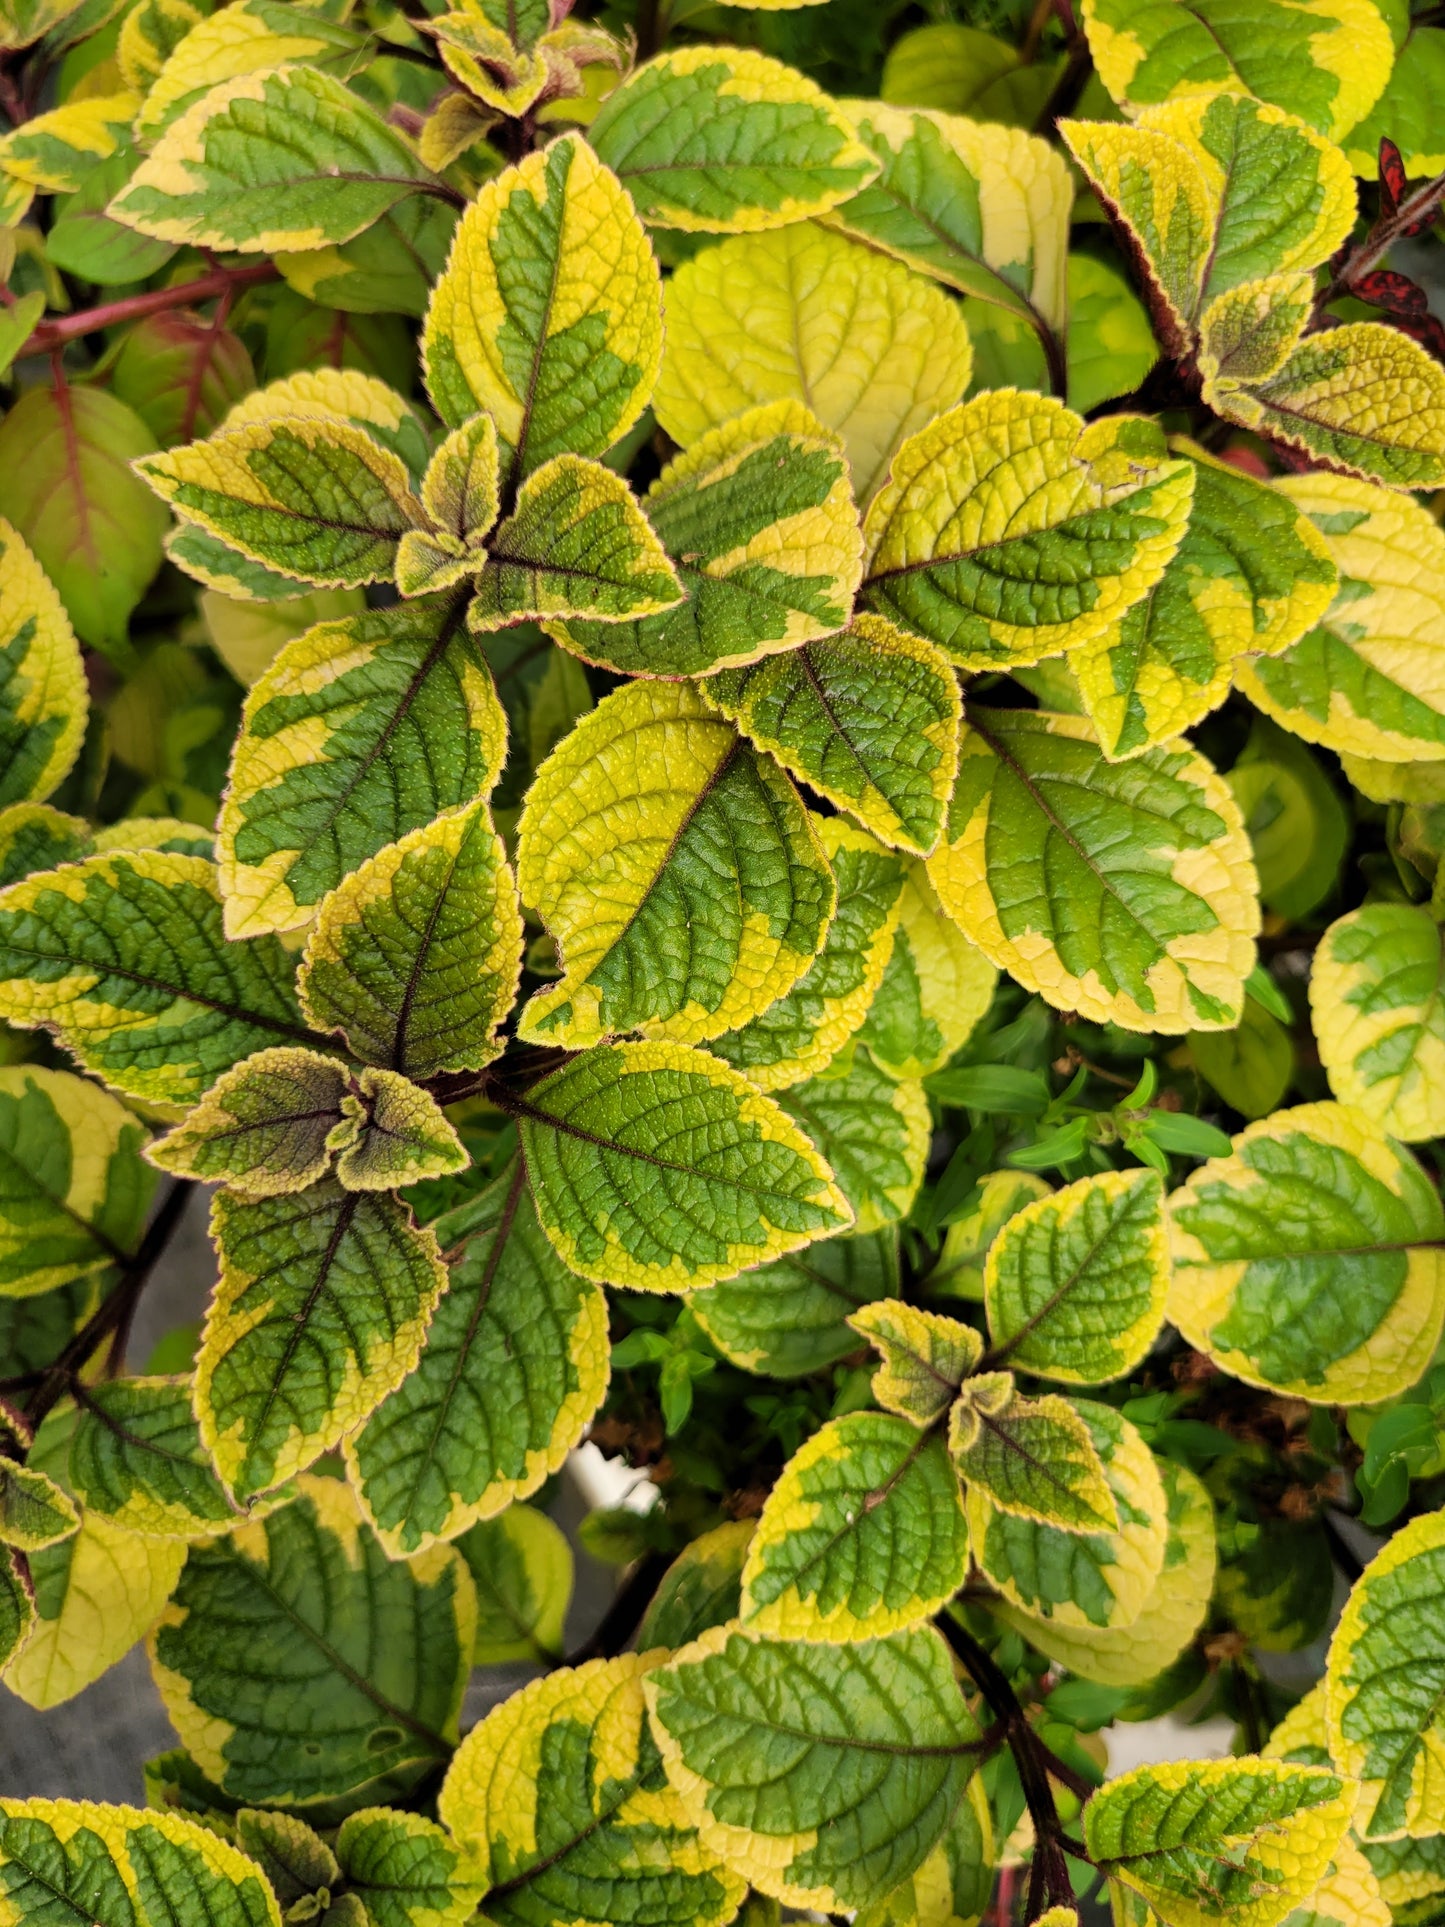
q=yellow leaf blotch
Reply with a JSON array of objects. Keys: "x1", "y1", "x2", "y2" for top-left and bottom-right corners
[{"x1": 0, "y1": 517, "x2": 87, "y2": 808}]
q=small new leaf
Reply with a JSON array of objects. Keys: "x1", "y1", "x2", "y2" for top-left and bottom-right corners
[
  {"x1": 0, "y1": 1460, "x2": 79, "y2": 1551},
  {"x1": 949, "y1": 1386, "x2": 1119, "y2": 1534},
  {"x1": 848, "y1": 1298, "x2": 984, "y2": 1426}
]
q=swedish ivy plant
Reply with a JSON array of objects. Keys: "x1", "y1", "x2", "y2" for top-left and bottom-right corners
[{"x1": 3, "y1": 0, "x2": 1445, "y2": 1923}]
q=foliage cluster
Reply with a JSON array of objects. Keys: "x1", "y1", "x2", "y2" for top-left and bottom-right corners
[{"x1": 2, "y1": 0, "x2": 1445, "y2": 1924}]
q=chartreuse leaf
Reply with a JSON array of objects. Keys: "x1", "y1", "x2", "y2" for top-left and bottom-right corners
[
  {"x1": 931, "y1": 708, "x2": 1258, "y2": 1032},
  {"x1": 966, "y1": 1401, "x2": 1168, "y2": 1632},
  {"x1": 0, "y1": 1548, "x2": 31, "y2": 1673},
  {"x1": 58, "y1": 1377, "x2": 237, "y2": 1540},
  {"x1": 589, "y1": 46, "x2": 876, "y2": 233},
  {"x1": 516, "y1": 679, "x2": 833, "y2": 1049},
  {"x1": 148, "y1": 1046, "x2": 351, "y2": 1196},
  {"x1": 0, "y1": 805, "x2": 90, "y2": 887},
  {"x1": 513, "y1": 1040, "x2": 850, "y2": 1291},
  {"x1": 0, "y1": 92, "x2": 137, "y2": 192},
  {"x1": 548, "y1": 399, "x2": 861, "y2": 678},
  {"x1": 0, "y1": 1460, "x2": 78, "y2": 1551},
  {"x1": 1276, "y1": 1841, "x2": 1392, "y2": 1927},
  {"x1": 136, "y1": 416, "x2": 424, "y2": 592},
  {"x1": 779, "y1": 1050, "x2": 929, "y2": 1235},
  {"x1": 709, "y1": 819, "x2": 905, "y2": 1091},
  {"x1": 825, "y1": 102, "x2": 1069, "y2": 331},
  {"x1": 654, "y1": 222, "x2": 974, "y2": 503},
  {"x1": 984, "y1": 1170, "x2": 1170, "y2": 1385},
  {"x1": 705, "y1": 615, "x2": 960, "y2": 856},
  {"x1": 457, "y1": 1504, "x2": 573, "y2": 1666},
  {"x1": 4, "y1": 1509, "x2": 186, "y2": 1709},
  {"x1": 1326, "y1": 1504, "x2": 1445, "y2": 1841},
  {"x1": 135, "y1": 0, "x2": 372, "y2": 144},
  {"x1": 859, "y1": 861, "x2": 996, "y2": 1081},
  {"x1": 853, "y1": 1776, "x2": 994, "y2": 1927},
  {"x1": 218, "y1": 598, "x2": 508, "y2": 939},
  {"x1": 1086, "y1": 1758, "x2": 1353, "y2": 1927},
  {"x1": 346, "y1": 1166, "x2": 608, "y2": 1558},
  {"x1": 741, "y1": 1410, "x2": 969, "y2": 1640},
  {"x1": 199, "y1": 1181, "x2": 447, "y2": 1503},
  {"x1": 645, "y1": 1624, "x2": 988, "y2": 1913},
  {"x1": 1311, "y1": 903, "x2": 1445, "y2": 1142},
  {"x1": 690, "y1": 1227, "x2": 899, "y2": 1377},
  {"x1": 0, "y1": 518, "x2": 86, "y2": 809},
  {"x1": 0, "y1": 1799, "x2": 285, "y2": 1927},
  {"x1": 423, "y1": 132, "x2": 660, "y2": 473},
  {"x1": 950, "y1": 1382, "x2": 1119, "y2": 1534},
  {"x1": 1167, "y1": 1101, "x2": 1445, "y2": 1404},
  {"x1": 863, "y1": 402, "x2": 1194, "y2": 670},
  {"x1": 1080, "y1": 0, "x2": 1393, "y2": 139},
  {"x1": 638, "y1": 1520, "x2": 753, "y2": 1653},
  {"x1": 1241, "y1": 474, "x2": 1445, "y2": 762},
  {"x1": 848, "y1": 1299, "x2": 983, "y2": 1427},
  {"x1": 332, "y1": 1808, "x2": 485, "y2": 1927},
  {"x1": 0, "y1": 1066, "x2": 153, "y2": 1300},
  {"x1": 1072, "y1": 443, "x2": 1337, "y2": 760},
  {"x1": 297, "y1": 799, "x2": 521, "y2": 1081},
  {"x1": 0, "y1": 852, "x2": 309, "y2": 1109},
  {"x1": 396, "y1": 415, "x2": 501, "y2": 598},
  {"x1": 1206, "y1": 322, "x2": 1445, "y2": 491},
  {"x1": 1343, "y1": 24, "x2": 1445, "y2": 176},
  {"x1": 469, "y1": 456, "x2": 680, "y2": 628},
  {"x1": 992, "y1": 1459, "x2": 1216, "y2": 1687},
  {"x1": 150, "y1": 1476, "x2": 475, "y2": 1814},
  {"x1": 111, "y1": 67, "x2": 440, "y2": 253},
  {"x1": 441, "y1": 1652, "x2": 743, "y2": 1927}
]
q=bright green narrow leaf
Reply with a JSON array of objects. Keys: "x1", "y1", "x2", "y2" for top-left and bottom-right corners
[
  {"x1": 0, "y1": 384, "x2": 169, "y2": 659},
  {"x1": 456, "y1": 1504, "x2": 573, "y2": 1665},
  {"x1": 1311, "y1": 902, "x2": 1445, "y2": 1142},
  {"x1": 61, "y1": 1376, "x2": 238, "y2": 1540},
  {"x1": 637, "y1": 1520, "x2": 753, "y2": 1652},
  {"x1": 741, "y1": 1410, "x2": 969, "y2": 1640},
  {"x1": 644, "y1": 1624, "x2": 987, "y2": 1913},
  {"x1": 0, "y1": 1547, "x2": 31, "y2": 1673},
  {"x1": 993, "y1": 1459, "x2": 1217, "y2": 1687},
  {"x1": 0, "y1": 1460, "x2": 78, "y2": 1551},
  {"x1": 516, "y1": 678, "x2": 834, "y2": 1049},
  {"x1": 863, "y1": 401, "x2": 1194, "y2": 670},
  {"x1": 199, "y1": 1181, "x2": 447, "y2": 1502},
  {"x1": 1241, "y1": 473, "x2": 1445, "y2": 762},
  {"x1": 778, "y1": 1050, "x2": 929, "y2": 1234},
  {"x1": 136, "y1": 416, "x2": 424, "y2": 591},
  {"x1": 931, "y1": 707, "x2": 1258, "y2": 1031},
  {"x1": 1206, "y1": 321, "x2": 1445, "y2": 491},
  {"x1": 346, "y1": 1166, "x2": 608, "y2": 1557},
  {"x1": 0, "y1": 805, "x2": 91, "y2": 888},
  {"x1": 965, "y1": 1400, "x2": 1168, "y2": 1632},
  {"x1": 689, "y1": 1227, "x2": 899, "y2": 1377},
  {"x1": 1072, "y1": 443, "x2": 1337, "y2": 760},
  {"x1": 333, "y1": 1808, "x2": 484, "y2": 1927},
  {"x1": 5, "y1": 1508, "x2": 186, "y2": 1709},
  {"x1": 135, "y1": 0, "x2": 373, "y2": 143},
  {"x1": 111, "y1": 66, "x2": 441, "y2": 253},
  {"x1": 709, "y1": 818, "x2": 905, "y2": 1091},
  {"x1": 297, "y1": 799, "x2": 522, "y2": 1081},
  {"x1": 1342, "y1": 24, "x2": 1445, "y2": 176},
  {"x1": 469, "y1": 455, "x2": 680, "y2": 627},
  {"x1": 1168, "y1": 1100, "x2": 1445, "y2": 1405},
  {"x1": 983, "y1": 1169, "x2": 1170, "y2": 1384},
  {"x1": 950, "y1": 1384, "x2": 1118, "y2": 1533},
  {"x1": 150, "y1": 1476, "x2": 474, "y2": 1813},
  {"x1": 1191, "y1": 998, "x2": 1295, "y2": 1120},
  {"x1": 0, "y1": 1065, "x2": 153, "y2": 1300},
  {"x1": 0, "y1": 519, "x2": 87, "y2": 809},
  {"x1": 1081, "y1": 0, "x2": 1393, "y2": 139},
  {"x1": 589, "y1": 45, "x2": 876, "y2": 232},
  {"x1": 1086, "y1": 1758, "x2": 1353, "y2": 1927},
  {"x1": 147, "y1": 1045, "x2": 350, "y2": 1196},
  {"x1": 397, "y1": 414, "x2": 502, "y2": 597},
  {"x1": 513, "y1": 1040, "x2": 850, "y2": 1292},
  {"x1": 441, "y1": 1652, "x2": 744, "y2": 1927},
  {"x1": 422, "y1": 132, "x2": 661, "y2": 474},
  {"x1": 0, "y1": 852, "x2": 309, "y2": 1108},
  {"x1": 858, "y1": 860, "x2": 996, "y2": 1079},
  {"x1": 848, "y1": 1299, "x2": 984, "y2": 1426},
  {"x1": 549, "y1": 400, "x2": 861, "y2": 677},
  {"x1": 654, "y1": 222, "x2": 974, "y2": 503},
  {"x1": 704, "y1": 615, "x2": 960, "y2": 857},
  {"x1": 218, "y1": 598, "x2": 508, "y2": 939},
  {"x1": 825, "y1": 101, "x2": 1069, "y2": 330},
  {"x1": 0, "y1": 1799, "x2": 284, "y2": 1927}
]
